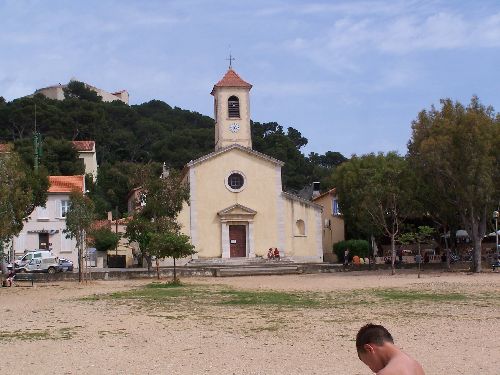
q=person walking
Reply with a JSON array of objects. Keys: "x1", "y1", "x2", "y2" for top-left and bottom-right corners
[{"x1": 344, "y1": 248, "x2": 350, "y2": 267}]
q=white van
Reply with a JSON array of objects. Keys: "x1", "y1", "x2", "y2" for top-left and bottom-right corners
[
  {"x1": 14, "y1": 249, "x2": 50, "y2": 268},
  {"x1": 17, "y1": 250, "x2": 59, "y2": 274}
]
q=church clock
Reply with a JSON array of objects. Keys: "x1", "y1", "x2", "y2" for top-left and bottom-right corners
[{"x1": 229, "y1": 123, "x2": 240, "y2": 133}]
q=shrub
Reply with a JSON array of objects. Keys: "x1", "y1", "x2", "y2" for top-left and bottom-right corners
[
  {"x1": 333, "y1": 239, "x2": 370, "y2": 263},
  {"x1": 92, "y1": 227, "x2": 120, "y2": 252}
]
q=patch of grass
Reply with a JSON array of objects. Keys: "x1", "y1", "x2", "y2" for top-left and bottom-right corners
[
  {"x1": 251, "y1": 324, "x2": 282, "y2": 332},
  {"x1": 81, "y1": 283, "x2": 324, "y2": 309},
  {"x1": 146, "y1": 281, "x2": 185, "y2": 289},
  {"x1": 98, "y1": 329, "x2": 128, "y2": 339},
  {"x1": 374, "y1": 289, "x2": 467, "y2": 302},
  {"x1": 107, "y1": 285, "x2": 200, "y2": 301},
  {"x1": 147, "y1": 314, "x2": 182, "y2": 320},
  {"x1": 218, "y1": 289, "x2": 320, "y2": 308},
  {"x1": 0, "y1": 330, "x2": 51, "y2": 342},
  {"x1": 58, "y1": 327, "x2": 77, "y2": 340}
]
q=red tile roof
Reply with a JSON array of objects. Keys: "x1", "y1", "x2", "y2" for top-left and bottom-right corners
[
  {"x1": 72, "y1": 140, "x2": 95, "y2": 152},
  {"x1": 48, "y1": 175, "x2": 85, "y2": 193},
  {"x1": 312, "y1": 188, "x2": 337, "y2": 201},
  {"x1": 211, "y1": 69, "x2": 252, "y2": 94},
  {"x1": 0, "y1": 143, "x2": 13, "y2": 153},
  {"x1": 92, "y1": 220, "x2": 111, "y2": 231}
]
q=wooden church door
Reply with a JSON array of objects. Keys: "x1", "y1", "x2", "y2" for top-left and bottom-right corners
[{"x1": 229, "y1": 225, "x2": 246, "y2": 257}]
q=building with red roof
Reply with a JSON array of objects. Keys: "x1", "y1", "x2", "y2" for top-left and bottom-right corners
[{"x1": 11, "y1": 175, "x2": 85, "y2": 266}]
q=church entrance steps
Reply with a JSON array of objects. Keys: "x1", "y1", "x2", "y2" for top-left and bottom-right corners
[
  {"x1": 215, "y1": 266, "x2": 300, "y2": 277},
  {"x1": 187, "y1": 257, "x2": 294, "y2": 267}
]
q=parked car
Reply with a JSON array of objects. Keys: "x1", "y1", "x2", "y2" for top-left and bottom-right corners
[
  {"x1": 16, "y1": 251, "x2": 59, "y2": 274},
  {"x1": 12, "y1": 249, "x2": 51, "y2": 269},
  {"x1": 58, "y1": 258, "x2": 74, "y2": 272}
]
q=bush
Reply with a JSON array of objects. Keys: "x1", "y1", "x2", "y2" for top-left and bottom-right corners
[
  {"x1": 92, "y1": 227, "x2": 120, "y2": 252},
  {"x1": 333, "y1": 239, "x2": 370, "y2": 263}
]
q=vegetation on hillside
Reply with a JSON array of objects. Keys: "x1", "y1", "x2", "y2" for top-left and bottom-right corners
[{"x1": 0, "y1": 83, "x2": 346, "y2": 217}]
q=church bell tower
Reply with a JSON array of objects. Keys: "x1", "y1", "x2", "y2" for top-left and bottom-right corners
[{"x1": 211, "y1": 67, "x2": 253, "y2": 150}]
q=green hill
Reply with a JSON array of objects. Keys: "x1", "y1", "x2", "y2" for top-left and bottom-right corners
[{"x1": 0, "y1": 83, "x2": 346, "y2": 217}]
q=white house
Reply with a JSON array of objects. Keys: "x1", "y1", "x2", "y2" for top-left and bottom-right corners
[
  {"x1": 72, "y1": 140, "x2": 98, "y2": 180},
  {"x1": 12, "y1": 175, "x2": 85, "y2": 265}
]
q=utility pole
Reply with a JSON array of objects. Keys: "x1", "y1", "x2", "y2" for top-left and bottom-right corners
[
  {"x1": 494, "y1": 211, "x2": 499, "y2": 261},
  {"x1": 33, "y1": 104, "x2": 42, "y2": 174}
]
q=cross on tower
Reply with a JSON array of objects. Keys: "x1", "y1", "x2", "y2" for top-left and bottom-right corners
[{"x1": 226, "y1": 53, "x2": 235, "y2": 69}]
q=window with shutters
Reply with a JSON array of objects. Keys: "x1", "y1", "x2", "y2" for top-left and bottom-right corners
[
  {"x1": 228, "y1": 96, "x2": 240, "y2": 118},
  {"x1": 332, "y1": 198, "x2": 341, "y2": 216},
  {"x1": 61, "y1": 200, "x2": 71, "y2": 217}
]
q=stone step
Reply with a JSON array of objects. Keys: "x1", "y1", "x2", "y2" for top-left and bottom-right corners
[
  {"x1": 188, "y1": 257, "x2": 294, "y2": 267},
  {"x1": 215, "y1": 266, "x2": 300, "y2": 277}
]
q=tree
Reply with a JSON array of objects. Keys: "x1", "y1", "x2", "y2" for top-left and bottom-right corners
[
  {"x1": 63, "y1": 81, "x2": 103, "y2": 102},
  {"x1": 14, "y1": 137, "x2": 85, "y2": 176},
  {"x1": 0, "y1": 152, "x2": 48, "y2": 275},
  {"x1": 124, "y1": 168, "x2": 191, "y2": 280},
  {"x1": 408, "y1": 97, "x2": 500, "y2": 272},
  {"x1": 333, "y1": 152, "x2": 416, "y2": 274},
  {"x1": 64, "y1": 191, "x2": 95, "y2": 282},
  {"x1": 399, "y1": 226, "x2": 434, "y2": 278},
  {"x1": 149, "y1": 232, "x2": 195, "y2": 281},
  {"x1": 91, "y1": 227, "x2": 120, "y2": 253},
  {"x1": 0, "y1": 93, "x2": 341, "y2": 218},
  {"x1": 125, "y1": 215, "x2": 155, "y2": 271}
]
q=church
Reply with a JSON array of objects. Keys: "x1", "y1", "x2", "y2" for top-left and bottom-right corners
[{"x1": 177, "y1": 67, "x2": 323, "y2": 262}]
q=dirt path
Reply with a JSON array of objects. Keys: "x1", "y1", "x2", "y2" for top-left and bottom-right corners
[{"x1": 1, "y1": 271, "x2": 498, "y2": 374}]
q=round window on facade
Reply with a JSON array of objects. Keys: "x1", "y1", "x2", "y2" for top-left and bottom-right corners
[
  {"x1": 228, "y1": 173, "x2": 244, "y2": 190},
  {"x1": 225, "y1": 171, "x2": 246, "y2": 192}
]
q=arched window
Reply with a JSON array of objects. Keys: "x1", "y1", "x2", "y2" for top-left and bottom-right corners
[
  {"x1": 296, "y1": 219, "x2": 305, "y2": 236},
  {"x1": 228, "y1": 96, "x2": 240, "y2": 118}
]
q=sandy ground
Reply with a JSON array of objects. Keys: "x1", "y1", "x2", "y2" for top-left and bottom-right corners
[{"x1": 0, "y1": 270, "x2": 498, "y2": 375}]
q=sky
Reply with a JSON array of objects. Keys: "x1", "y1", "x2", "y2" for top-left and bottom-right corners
[{"x1": 1, "y1": 0, "x2": 500, "y2": 157}]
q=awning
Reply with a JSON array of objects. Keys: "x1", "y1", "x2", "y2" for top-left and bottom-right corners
[{"x1": 27, "y1": 229, "x2": 59, "y2": 235}]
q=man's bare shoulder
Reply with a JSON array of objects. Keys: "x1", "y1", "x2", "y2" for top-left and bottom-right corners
[{"x1": 377, "y1": 353, "x2": 425, "y2": 375}]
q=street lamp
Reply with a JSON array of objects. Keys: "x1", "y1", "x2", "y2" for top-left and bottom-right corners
[{"x1": 493, "y1": 211, "x2": 499, "y2": 261}]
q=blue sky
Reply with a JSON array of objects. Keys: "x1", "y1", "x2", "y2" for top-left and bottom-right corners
[{"x1": 1, "y1": 0, "x2": 499, "y2": 157}]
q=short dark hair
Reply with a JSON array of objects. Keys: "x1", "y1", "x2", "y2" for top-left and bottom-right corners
[{"x1": 356, "y1": 324, "x2": 394, "y2": 352}]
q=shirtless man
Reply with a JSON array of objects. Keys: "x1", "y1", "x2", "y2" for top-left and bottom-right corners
[{"x1": 356, "y1": 324, "x2": 425, "y2": 375}]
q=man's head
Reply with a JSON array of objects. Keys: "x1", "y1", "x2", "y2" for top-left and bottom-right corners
[{"x1": 356, "y1": 324, "x2": 394, "y2": 372}]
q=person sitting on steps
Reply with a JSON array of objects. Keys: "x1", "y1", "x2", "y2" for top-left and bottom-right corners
[
  {"x1": 273, "y1": 248, "x2": 280, "y2": 260},
  {"x1": 267, "y1": 248, "x2": 274, "y2": 260}
]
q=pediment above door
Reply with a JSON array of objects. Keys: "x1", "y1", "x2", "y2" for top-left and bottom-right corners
[{"x1": 217, "y1": 203, "x2": 257, "y2": 221}]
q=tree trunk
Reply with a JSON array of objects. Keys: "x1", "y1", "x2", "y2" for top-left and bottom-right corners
[
  {"x1": 444, "y1": 232, "x2": 450, "y2": 270},
  {"x1": 173, "y1": 258, "x2": 177, "y2": 282},
  {"x1": 472, "y1": 237, "x2": 482, "y2": 273},
  {"x1": 390, "y1": 234, "x2": 396, "y2": 275},
  {"x1": 417, "y1": 241, "x2": 421, "y2": 279},
  {"x1": 468, "y1": 212, "x2": 486, "y2": 273},
  {"x1": 78, "y1": 243, "x2": 83, "y2": 283},
  {"x1": 0, "y1": 249, "x2": 7, "y2": 283},
  {"x1": 155, "y1": 257, "x2": 160, "y2": 280},
  {"x1": 0, "y1": 241, "x2": 7, "y2": 280},
  {"x1": 145, "y1": 253, "x2": 152, "y2": 273}
]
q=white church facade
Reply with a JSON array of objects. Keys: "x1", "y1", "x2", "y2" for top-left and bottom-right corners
[{"x1": 177, "y1": 68, "x2": 323, "y2": 262}]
